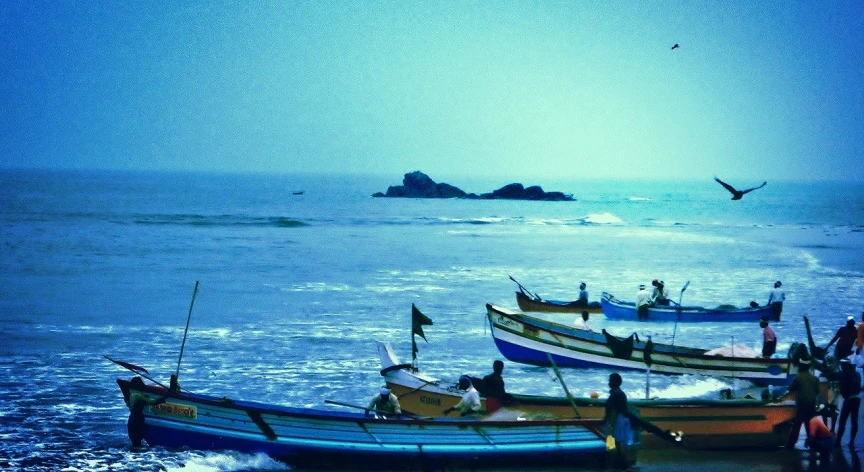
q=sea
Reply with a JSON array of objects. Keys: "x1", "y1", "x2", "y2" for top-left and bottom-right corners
[{"x1": 2, "y1": 169, "x2": 864, "y2": 472}]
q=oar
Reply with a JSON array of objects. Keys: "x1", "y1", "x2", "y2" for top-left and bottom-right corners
[
  {"x1": 324, "y1": 399, "x2": 428, "y2": 419},
  {"x1": 105, "y1": 356, "x2": 173, "y2": 392},
  {"x1": 677, "y1": 280, "x2": 690, "y2": 306},
  {"x1": 671, "y1": 281, "x2": 690, "y2": 345},
  {"x1": 546, "y1": 353, "x2": 581, "y2": 418},
  {"x1": 509, "y1": 274, "x2": 538, "y2": 299}
]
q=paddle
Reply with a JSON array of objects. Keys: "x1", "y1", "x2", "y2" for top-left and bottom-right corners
[
  {"x1": 509, "y1": 274, "x2": 539, "y2": 300},
  {"x1": 105, "y1": 356, "x2": 173, "y2": 392},
  {"x1": 671, "y1": 281, "x2": 690, "y2": 346},
  {"x1": 324, "y1": 399, "x2": 428, "y2": 420},
  {"x1": 546, "y1": 353, "x2": 581, "y2": 418}
]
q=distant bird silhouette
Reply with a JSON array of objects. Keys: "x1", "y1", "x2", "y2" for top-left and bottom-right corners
[
  {"x1": 714, "y1": 177, "x2": 767, "y2": 200},
  {"x1": 671, "y1": 43, "x2": 679, "y2": 50}
]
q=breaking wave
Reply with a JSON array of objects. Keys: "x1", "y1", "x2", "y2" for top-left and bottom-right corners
[{"x1": 133, "y1": 214, "x2": 308, "y2": 228}]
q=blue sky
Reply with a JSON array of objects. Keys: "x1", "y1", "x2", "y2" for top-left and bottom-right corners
[{"x1": 1, "y1": 1, "x2": 862, "y2": 181}]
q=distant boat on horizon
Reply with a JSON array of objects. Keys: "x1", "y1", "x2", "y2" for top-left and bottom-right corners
[{"x1": 293, "y1": 191, "x2": 304, "y2": 195}]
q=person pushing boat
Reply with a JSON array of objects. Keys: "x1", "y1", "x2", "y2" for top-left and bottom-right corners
[
  {"x1": 125, "y1": 377, "x2": 167, "y2": 448},
  {"x1": 366, "y1": 386, "x2": 401, "y2": 417},
  {"x1": 767, "y1": 281, "x2": 785, "y2": 319},
  {"x1": 443, "y1": 376, "x2": 481, "y2": 417},
  {"x1": 636, "y1": 284, "x2": 652, "y2": 320}
]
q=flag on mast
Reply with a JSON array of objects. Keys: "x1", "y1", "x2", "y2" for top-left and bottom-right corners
[{"x1": 411, "y1": 304, "x2": 433, "y2": 360}]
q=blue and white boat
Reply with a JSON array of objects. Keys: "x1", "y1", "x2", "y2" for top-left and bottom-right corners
[
  {"x1": 486, "y1": 304, "x2": 799, "y2": 386},
  {"x1": 601, "y1": 292, "x2": 778, "y2": 322},
  {"x1": 115, "y1": 375, "x2": 611, "y2": 469}
]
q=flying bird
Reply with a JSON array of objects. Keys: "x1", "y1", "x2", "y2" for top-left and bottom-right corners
[
  {"x1": 671, "y1": 43, "x2": 679, "y2": 50},
  {"x1": 714, "y1": 177, "x2": 767, "y2": 200}
]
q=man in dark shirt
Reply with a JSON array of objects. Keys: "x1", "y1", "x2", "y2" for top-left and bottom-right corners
[
  {"x1": 828, "y1": 316, "x2": 858, "y2": 360},
  {"x1": 787, "y1": 359, "x2": 821, "y2": 448},
  {"x1": 481, "y1": 360, "x2": 508, "y2": 413}
]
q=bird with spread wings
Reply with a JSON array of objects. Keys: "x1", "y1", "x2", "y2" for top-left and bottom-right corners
[{"x1": 714, "y1": 177, "x2": 767, "y2": 200}]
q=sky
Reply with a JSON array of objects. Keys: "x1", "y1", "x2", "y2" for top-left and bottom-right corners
[{"x1": 1, "y1": 1, "x2": 862, "y2": 182}]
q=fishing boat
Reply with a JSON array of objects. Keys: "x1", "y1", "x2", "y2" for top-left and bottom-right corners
[
  {"x1": 516, "y1": 290, "x2": 603, "y2": 314},
  {"x1": 601, "y1": 291, "x2": 779, "y2": 322},
  {"x1": 113, "y1": 375, "x2": 613, "y2": 469},
  {"x1": 486, "y1": 303, "x2": 801, "y2": 386},
  {"x1": 511, "y1": 276, "x2": 602, "y2": 314},
  {"x1": 376, "y1": 341, "x2": 795, "y2": 450}
]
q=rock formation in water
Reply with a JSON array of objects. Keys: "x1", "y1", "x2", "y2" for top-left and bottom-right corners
[
  {"x1": 372, "y1": 171, "x2": 574, "y2": 201},
  {"x1": 372, "y1": 171, "x2": 466, "y2": 198}
]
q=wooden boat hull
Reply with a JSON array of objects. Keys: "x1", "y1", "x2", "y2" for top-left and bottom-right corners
[
  {"x1": 601, "y1": 292, "x2": 779, "y2": 322},
  {"x1": 376, "y1": 342, "x2": 795, "y2": 450},
  {"x1": 117, "y1": 378, "x2": 609, "y2": 469},
  {"x1": 516, "y1": 291, "x2": 603, "y2": 314},
  {"x1": 486, "y1": 304, "x2": 795, "y2": 386}
]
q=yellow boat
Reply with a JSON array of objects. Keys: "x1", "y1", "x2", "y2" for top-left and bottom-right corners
[{"x1": 376, "y1": 341, "x2": 800, "y2": 450}]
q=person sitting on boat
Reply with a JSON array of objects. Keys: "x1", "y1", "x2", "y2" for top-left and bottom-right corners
[
  {"x1": 443, "y1": 376, "x2": 481, "y2": 417},
  {"x1": 604, "y1": 373, "x2": 632, "y2": 468},
  {"x1": 366, "y1": 386, "x2": 401, "y2": 417},
  {"x1": 481, "y1": 360, "x2": 510, "y2": 413},
  {"x1": 787, "y1": 359, "x2": 821, "y2": 448},
  {"x1": 827, "y1": 316, "x2": 858, "y2": 360},
  {"x1": 767, "y1": 281, "x2": 785, "y2": 319},
  {"x1": 760, "y1": 318, "x2": 777, "y2": 358},
  {"x1": 125, "y1": 376, "x2": 167, "y2": 448},
  {"x1": 651, "y1": 280, "x2": 670, "y2": 306},
  {"x1": 576, "y1": 282, "x2": 589, "y2": 305},
  {"x1": 636, "y1": 284, "x2": 652, "y2": 320},
  {"x1": 575, "y1": 311, "x2": 592, "y2": 331}
]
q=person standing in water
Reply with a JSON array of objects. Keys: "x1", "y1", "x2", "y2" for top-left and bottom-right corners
[
  {"x1": 125, "y1": 377, "x2": 166, "y2": 448},
  {"x1": 767, "y1": 281, "x2": 785, "y2": 319},
  {"x1": 760, "y1": 318, "x2": 777, "y2": 358}
]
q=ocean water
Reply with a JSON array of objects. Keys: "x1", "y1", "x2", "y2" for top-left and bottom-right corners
[{"x1": 2, "y1": 169, "x2": 864, "y2": 471}]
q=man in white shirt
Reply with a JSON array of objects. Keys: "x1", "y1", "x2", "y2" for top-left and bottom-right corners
[
  {"x1": 767, "y1": 281, "x2": 785, "y2": 319},
  {"x1": 636, "y1": 284, "x2": 652, "y2": 321},
  {"x1": 443, "y1": 376, "x2": 481, "y2": 416}
]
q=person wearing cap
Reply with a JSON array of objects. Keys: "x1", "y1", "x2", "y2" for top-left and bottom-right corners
[
  {"x1": 443, "y1": 376, "x2": 481, "y2": 416},
  {"x1": 366, "y1": 386, "x2": 401, "y2": 417},
  {"x1": 760, "y1": 318, "x2": 777, "y2": 358},
  {"x1": 652, "y1": 280, "x2": 670, "y2": 306},
  {"x1": 767, "y1": 281, "x2": 785, "y2": 319},
  {"x1": 576, "y1": 282, "x2": 589, "y2": 306},
  {"x1": 636, "y1": 284, "x2": 652, "y2": 321},
  {"x1": 787, "y1": 359, "x2": 821, "y2": 448},
  {"x1": 827, "y1": 316, "x2": 858, "y2": 360}
]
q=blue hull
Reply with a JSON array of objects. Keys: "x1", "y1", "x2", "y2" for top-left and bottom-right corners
[
  {"x1": 601, "y1": 292, "x2": 778, "y2": 322},
  {"x1": 486, "y1": 304, "x2": 795, "y2": 386},
  {"x1": 146, "y1": 422, "x2": 606, "y2": 468},
  {"x1": 119, "y1": 378, "x2": 609, "y2": 469}
]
